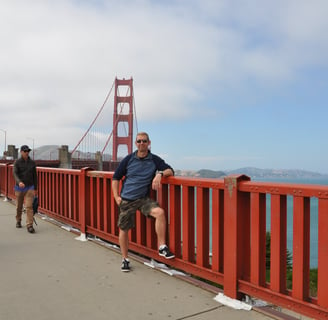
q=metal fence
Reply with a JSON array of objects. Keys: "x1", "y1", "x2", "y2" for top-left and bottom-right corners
[{"x1": 1, "y1": 163, "x2": 327, "y2": 319}]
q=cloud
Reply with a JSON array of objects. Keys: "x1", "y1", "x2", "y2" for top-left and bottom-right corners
[{"x1": 0, "y1": 0, "x2": 327, "y2": 157}]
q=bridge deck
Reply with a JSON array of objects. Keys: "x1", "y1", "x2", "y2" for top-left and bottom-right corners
[{"x1": 0, "y1": 197, "x2": 292, "y2": 320}]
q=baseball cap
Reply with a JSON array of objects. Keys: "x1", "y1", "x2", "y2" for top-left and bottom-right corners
[{"x1": 20, "y1": 145, "x2": 31, "y2": 152}]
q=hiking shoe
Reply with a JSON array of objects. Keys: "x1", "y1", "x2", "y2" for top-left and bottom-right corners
[
  {"x1": 27, "y1": 226, "x2": 35, "y2": 234},
  {"x1": 159, "y1": 245, "x2": 175, "y2": 259},
  {"x1": 16, "y1": 221, "x2": 22, "y2": 228},
  {"x1": 121, "y1": 259, "x2": 130, "y2": 272}
]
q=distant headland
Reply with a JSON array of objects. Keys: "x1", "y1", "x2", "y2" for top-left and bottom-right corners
[
  {"x1": 175, "y1": 167, "x2": 328, "y2": 180},
  {"x1": 27, "y1": 146, "x2": 328, "y2": 180}
]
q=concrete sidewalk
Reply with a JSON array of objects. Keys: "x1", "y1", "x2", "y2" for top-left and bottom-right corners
[{"x1": 0, "y1": 196, "x2": 278, "y2": 320}]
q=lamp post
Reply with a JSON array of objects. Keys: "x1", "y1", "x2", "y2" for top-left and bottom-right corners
[
  {"x1": 50, "y1": 150, "x2": 58, "y2": 160},
  {"x1": 27, "y1": 137, "x2": 35, "y2": 159},
  {"x1": 0, "y1": 129, "x2": 6, "y2": 159}
]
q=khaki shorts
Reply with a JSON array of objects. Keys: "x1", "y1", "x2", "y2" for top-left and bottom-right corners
[{"x1": 118, "y1": 197, "x2": 159, "y2": 231}]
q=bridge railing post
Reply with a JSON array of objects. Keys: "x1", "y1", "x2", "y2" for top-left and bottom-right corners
[
  {"x1": 0, "y1": 164, "x2": 7, "y2": 200},
  {"x1": 223, "y1": 174, "x2": 251, "y2": 299},
  {"x1": 0, "y1": 164, "x2": 15, "y2": 201},
  {"x1": 4, "y1": 163, "x2": 9, "y2": 201},
  {"x1": 76, "y1": 167, "x2": 93, "y2": 242}
]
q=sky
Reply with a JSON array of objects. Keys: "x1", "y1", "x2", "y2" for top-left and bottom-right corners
[{"x1": 1, "y1": 0, "x2": 327, "y2": 173}]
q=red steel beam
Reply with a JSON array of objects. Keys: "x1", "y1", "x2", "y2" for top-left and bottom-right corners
[
  {"x1": 196, "y1": 187, "x2": 210, "y2": 268},
  {"x1": 211, "y1": 188, "x2": 224, "y2": 272},
  {"x1": 317, "y1": 198, "x2": 328, "y2": 308},
  {"x1": 182, "y1": 186, "x2": 195, "y2": 263},
  {"x1": 271, "y1": 194, "x2": 287, "y2": 293},
  {"x1": 292, "y1": 196, "x2": 310, "y2": 301},
  {"x1": 169, "y1": 184, "x2": 182, "y2": 258},
  {"x1": 250, "y1": 192, "x2": 266, "y2": 286}
]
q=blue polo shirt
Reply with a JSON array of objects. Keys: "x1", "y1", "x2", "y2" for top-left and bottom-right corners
[{"x1": 113, "y1": 151, "x2": 173, "y2": 200}]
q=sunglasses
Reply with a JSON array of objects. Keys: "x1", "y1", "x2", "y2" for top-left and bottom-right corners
[
  {"x1": 23, "y1": 150, "x2": 30, "y2": 153},
  {"x1": 136, "y1": 139, "x2": 148, "y2": 143}
]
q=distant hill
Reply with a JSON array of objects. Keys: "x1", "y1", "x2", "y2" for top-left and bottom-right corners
[
  {"x1": 225, "y1": 167, "x2": 327, "y2": 179},
  {"x1": 175, "y1": 169, "x2": 226, "y2": 178},
  {"x1": 175, "y1": 167, "x2": 328, "y2": 180},
  {"x1": 33, "y1": 146, "x2": 327, "y2": 179},
  {"x1": 33, "y1": 145, "x2": 108, "y2": 160},
  {"x1": 34, "y1": 145, "x2": 60, "y2": 160}
]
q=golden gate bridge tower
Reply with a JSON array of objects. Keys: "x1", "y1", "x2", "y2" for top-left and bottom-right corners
[
  {"x1": 71, "y1": 77, "x2": 137, "y2": 169},
  {"x1": 112, "y1": 78, "x2": 134, "y2": 161}
]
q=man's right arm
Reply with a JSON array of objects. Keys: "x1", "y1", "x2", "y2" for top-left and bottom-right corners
[
  {"x1": 112, "y1": 153, "x2": 132, "y2": 205},
  {"x1": 13, "y1": 161, "x2": 20, "y2": 184},
  {"x1": 112, "y1": 179, "x2": 121, "y2": 205}
]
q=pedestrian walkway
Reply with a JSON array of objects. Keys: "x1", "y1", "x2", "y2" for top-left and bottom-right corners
[{"x1": 0, "y1": 196, "x2": 291, "y2": 320}]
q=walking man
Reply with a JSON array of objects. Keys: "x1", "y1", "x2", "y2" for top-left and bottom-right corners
[
  {"x1": 13, "y1": 145, "x2": 38, "y2": 233},
  {"x1": 112, "y1": 132, "x2": 175, "y2": 272}
]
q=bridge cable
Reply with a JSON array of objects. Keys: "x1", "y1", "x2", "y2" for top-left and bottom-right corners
[
  {"x1": 133, "y1": 94, "x2": 139, "y2": 134},
  {"x1": 71, "y1": 79, "x2": 115, "y2": 156}
]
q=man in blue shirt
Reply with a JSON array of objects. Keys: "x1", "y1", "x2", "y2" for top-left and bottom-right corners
[{"x1": 112, "y1": 132, "x2": 175, "y2": 271}]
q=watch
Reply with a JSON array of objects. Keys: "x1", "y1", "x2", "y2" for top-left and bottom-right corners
[{"x1": 157, "y1": 171, "x2": 164, "y2": 177}]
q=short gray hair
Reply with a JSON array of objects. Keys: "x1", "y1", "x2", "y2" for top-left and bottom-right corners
[{"x1": 136, "y1": 132, "x2": 149, "y2": 141}]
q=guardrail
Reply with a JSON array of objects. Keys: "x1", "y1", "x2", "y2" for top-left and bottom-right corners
[{"x1": 1, "y1": 164, "x2": 327, "y2": 319}]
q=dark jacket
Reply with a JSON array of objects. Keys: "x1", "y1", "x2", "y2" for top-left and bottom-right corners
[{"x1": 13, "y1": 157, "x2": 38, "y2": 189}]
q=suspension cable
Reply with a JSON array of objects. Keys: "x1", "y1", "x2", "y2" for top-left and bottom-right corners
[
  {"x1": 71, "y1": 80, "x2": 115, "y2": 156},
  {"x1": 133, "y1": 94, "x2": 138, "y2": 134}
]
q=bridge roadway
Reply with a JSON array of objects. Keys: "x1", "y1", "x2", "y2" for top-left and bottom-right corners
[{"x1": 0, "y1": 197, "x2": 296, "y2": 320}]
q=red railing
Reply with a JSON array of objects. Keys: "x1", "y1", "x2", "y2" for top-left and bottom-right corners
[
  {"x1": 1, "y1": 164, "x2": 327, "y2": 319},
  {"x1": 37, "y1": 166, "x2": 82, "y2": 230}
]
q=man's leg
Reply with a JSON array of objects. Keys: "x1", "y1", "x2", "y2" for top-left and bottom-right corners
[
  {"x1": 15, "y1": 191, "x2": 25, "y2": 226},
  {"x1": 150, "y1": 207, "x2": 166, "y2": 247},
  {"x1": 25, "y1": 189, "x2": 34, "y2": 228},
  {"x1": 117, "y1": 200, "x2": 135, "y2": 264},
  {"x1": 119, "y1": 229, "x2": 129, "y2": 259},
  {"x1": 119, "y1": 228, "x2": 131, "y2": 271},
  {"x1": 150, "y1": 206, "x2": 175, "y2": 259}
]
